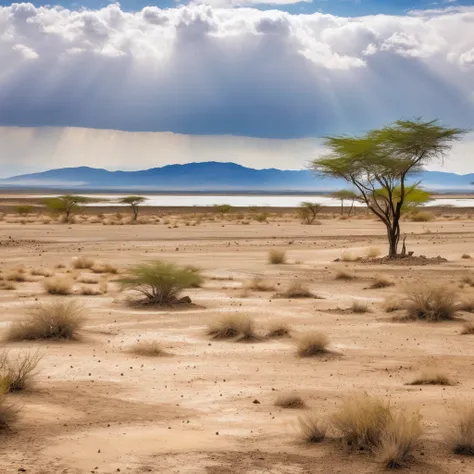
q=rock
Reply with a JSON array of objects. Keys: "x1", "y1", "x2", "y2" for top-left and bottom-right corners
[
  {"x1": 252, "y1": 399, "x2": 260, "y2": 404},
  {"x1": 177, "y1": 296, "x2": 192, "y2": 304}
]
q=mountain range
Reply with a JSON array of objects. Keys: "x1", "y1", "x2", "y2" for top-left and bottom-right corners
[{"x1": 1, "y1": 162, "x2": 474, "y2": 192}]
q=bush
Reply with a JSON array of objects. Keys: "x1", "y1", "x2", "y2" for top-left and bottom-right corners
[
  {"x1": 351, "y1": 301, "x2": 370, "y2": 314},
  {"x1": 80, "y1": 286, "x2": 102, "y2": 296},
  {"x1": 7, "y1": 300, "x2": 85, "y2": 341},
  {"x1": 330, "y1": 393, "x2": 392, "y2": 452},
  {"x1": 445, "y1": 405, "x2": 474, "y2": 455},
  {"x1": 213, "y1": 204, "x2": 232, "y2": 214},
  {"x1": 0, "y1": 385, "x2": 18, "y2": 431},
  {"x1": 410, "y1": 211, "x2": 433, "y2": 222},
  {"x1": 408, "y1": 370, "x2": 454, "y2": 386},
  {"x1": 254, "y1": 212, "x2": 268, "y2": 223},
  {"x1": 16, "y1": 205, "x2": 33, "y2": 215},
  {"x1": 207, "y1": 314, "x2": 258, "y2": 341},
  {"x1": 365, "y1": 247, "x2": 382, "y2": 258},
  {"x1": 31, "y1": 268, "x2": 53, "y2": 277},
  {"x1": 266, "y1": 322, "x2": 291, "y2": 338},
  {"x1": 369, "y1": 275, "x2": 393, "y2": 289},
  {"x1": 462, "y1": 254, "x2": 471, "y2": 260},
  {"x1": 341, "y1": 251, "x2": 359, "y2": 262},
  {"x1": 0, "y1": 351, "x2": 42, "y2": 392},
  {"x1": 119, "y1": 261, "x2": 202, "y2": 305},
  {"x1": 280, "y1": 281, "x2": 314, "y2": 298},
  {"x1": 91, "y1": 263, "x2": 118, "y2": 274},
  {"x1": 298, "y1": 202, "x2": 322, "y2": 225},
  {"x1": 0, "y1": 281, "x2": 16, "y2": 291},
  {"x1": 403, "y1": 285, "x2": 459, "y2": 321},
  {"x1": 128, "y1": 341, "x2": 169, "y2": 357},
  {"x1": 43, "y1": 276, "x2": 73, "y2": 295},
  {"x1": 461, "y1": 322, "x2": 474, "y2": 335},
  {"x1": 335, "y1": 270, "x2": 356, "y2": 281},
  {"x1": 383, "y1": 297, "x2": 403, "y2": 313},
  {"x1": 298, "y1": 412, "x2": 326, "y2": 443},
  {"x1": 275, "y1": 392, "x2": 306, "y2": 409},
  {"x1": 378, "y1": 411, "x2": 423, "y2": 468},
  {"x1": 297, "y1": 331, "x2": 330, "y2": 357},
  {"x1": 246, "y1": 276, "x2": 275, "y2": 292},
  {"x1": 268, "y1": 250, "x2": 286, "y2": 265},
  {"x1": 72, "y1": 256, "x2": 95, "y2": 269},
  {"x1": 77, "y1": 275, "x2": 99, "y2": 284}
]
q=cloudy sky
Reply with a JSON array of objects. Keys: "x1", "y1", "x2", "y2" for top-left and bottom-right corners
[{"x1": 0, "y1": 0, "x2": 473, "y2": 176}]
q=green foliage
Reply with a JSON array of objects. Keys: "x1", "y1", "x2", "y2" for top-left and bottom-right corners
[
  {"x1": 298, "y1": 202, "x2": 322, "y2": 224},
  {"x1": 119, "y1": 261, "x2": 203, "y2": 305},
  {"x1": 331, "y1": 190, "x2": 359, "y2": 215},
  {"x1": 44, "y1": 195, "x2": 89, "y2": 222},
  {"x1": 255, "y1": 212, "x2": 268, "y2": 222},
  {"x1": 213, "y1": 204, "x2": 233, "y2": 214},
  {"x1": 15, "y1": 205, "x2": 33, "y2": 215},
  {"x1": 312, "y1": 119, "x2": 464, "y2": 256},
  {"x1": 118, "y1": 196, "x2": 147, "y2": 221}
]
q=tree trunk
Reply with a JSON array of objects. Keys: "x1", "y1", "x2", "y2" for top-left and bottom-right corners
[
  {"x1": 387, "y1": 223, "x2": 401, "y2": 257},
  {"x1": 132, "y1": 205, "x2": 138, "y2": 221},
  {"x1": 348, "y1": 200, "x2": 354, "y2": 217},
  {"x1": 340, "y1": 199, "x2": 344, "y2": 216}
]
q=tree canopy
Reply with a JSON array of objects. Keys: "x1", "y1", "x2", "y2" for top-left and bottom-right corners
[
  {"x1": 118, "y1": 196, "x2": 147, "y2": 220},
  {"x1": 45, "y1": 195, "x2": 90, "y2": 222},
  {"x1": 312, "y1": 119, "x2": 464, "y2": 257}
]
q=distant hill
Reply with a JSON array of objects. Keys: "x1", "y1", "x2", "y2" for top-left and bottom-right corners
[{"x1": 2, "y1": 162, "x2": 474, "y2": 192}]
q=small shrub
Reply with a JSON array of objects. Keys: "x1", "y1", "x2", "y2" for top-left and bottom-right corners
[
  {"x1": 409, "y1": 370, "x2": 454, "y2": 386},
  {"x1": 0, "y1": 351, "x2": 42, "y2": 392},
  {"x1": 7, "y1": 300, "x2": 85, "y2": 341},
  {"x1": 213, "y1": 204, "x2": 232, "y2": 215},
  {"x1": 77, "y1": 275, "x2": 99, "y2": 284},
  {"x1": 299, "y1": 411, "x2": 326, "y2": 442},
  {"x1": 297, "y1": 331, "x2": 330, "y2": 357},
  {"x1": 128, "y1": 341, "x2": 169, "y2": 357},
  {"x1": 31, "y1": 268, "x2": 53, "y2": 277},
  {"x1": 16, "y1": 205, "x2": 33, "y2": 215},
  {"x1": 461, "y1": 322, "x2": 474, "y2": 335},
  {"x1": 365, "y1": 247, "x2": 382, "y2": 258},
  {"x1": 43, "y1": 276, "x2": 72, "y2": 295},
  {"x1": 255, "y1": 212, "x2": 268, "y2": 223},
  {"x1": 0, "y1": 281, "x2": 16, "y2": 291},
  {"x1": 341, "y1": 251, "x2": 359, "y2": 262},
  {"x1": 268, "y1": 250, "x2": 286, "y2": 265},
  {"x1": 5, "y1": 271, "x2": 28, "y2": 282},
  {"x1": 462, "y1": 254, "x2": 471, "y2": 260},
  {"x1": 275, "y1": 392, "x2": 306, "y2": 409},
  {"x1": 298, "y1": 202, "x2": 322, "y2": 225},
  {"x1": 335, "y1": 270, "x2": 356, "y2": 281},
  {"x1": 458, "y1": 299, "x2": 474, "y2": 313},
  {"x1": 330, "y1": 393, "x2": 392, "y2": 452},
  {"x1": 445, "y1": 405, "x2": 474, "y2": 455},
  {"x1": 383, "y1": 297, "x2": 403, "y2": 313},
  {"x1": 369, "y1": 275, "x2": 393, "y2": 289},
  {"x1": 403, "y1": 285, "x2": 459, "y2": 321},
  {"x1": 378, "y1": 411, "x2": 423, "y2": 469},
  {"x1": 0, "y1": 385, "x2": 19, "y2": 431},
  {"x1": 207, "y1": 314, "x2": 258, "y2": 341},
  {"x1": 351, "y1": 301, "x2": 370, "y2": 314},
  {"x1": 245, "y1": 276, "x2": 275, "y2": 292},
  {"x1": 119, "y1": 261, "x2": 202, "y2": 305},
  {"x1": 80, "y1": 285, "x2": 102, "y2": 296},
  {"x1": 71, "y1": 256, "x2": 95, "y2": 269},
  {"x1": 461, "y1": 275, "x2": 474, "y2": 286},
  {"x1": 281, "y1": 281, "x2": 314, "y2": 298},
  {"x1": 91, "y1": 263, "x2": 118, "y2": 274},
  {"x1": 410, "y1": 211, "x2": 433, "y2": 222},
  {"x1": 266, "y1": 322, "x2": 291, "y2": 338}
]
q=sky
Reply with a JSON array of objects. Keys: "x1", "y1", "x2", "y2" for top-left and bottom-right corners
[{"x1": 0, "y1": 0, "x2": 473, "y2": 175}]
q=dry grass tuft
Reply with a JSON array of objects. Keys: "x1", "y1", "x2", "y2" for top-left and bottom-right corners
[
  {"x1": 296, "y1": 331, "x2": 330, "y2": 357},
  {"x1": 341, "y1": 251, "x2": 359, "y2": 262},
  {"x1": 80, "y1": 285, "x2": 102, "y2": 296},
  {"x1": 458, "y1": 299, "x2": 474, "y2": 313},
  {"x1": 461, "y1": 322, "x2": 474, "y2": 335},
  {"x1": 91, "y1": 263, "x2": 118, "y2": 274},
  {"x1": 0, "y1": 281, "x2": 16, "y2": 291},
  {"x1": 408, "y1": 370, "x2": 454, "y2": 386},
  {"x1": 445, "y1": 405, "x2": 474, "y2": 456},
  {"x1": 268, "y1": 250, "x2": 286, "y2": 265},
  {"x1": 365, "y1": 247, "x2": 382, "y2": 258},
  {"x1": 280, "y1": 281, "x2": 314, "y2": 298},
  {"x1": 0, "y1": 351, "x2": 42, "y2": 392},
  {"x1": 351, "y1": 301, "x2": 370, "y2": 314},
  {"x1": 275, "y1": 392, "x2": 306, "y2": 409},
  {"x1": 335, "y1": 270, "x2": 356, "y2": 281},
  {"x1": 245, "y1": 276, "x2": 275, "y2": 292},
  {"x1": 383, "y1": 297, "x2": 403, "y2": 313},
  {"x1": 7, "y1": 300, "x2": 85, "y2": 341},
  {"x1": 5, "y1": 271, "x2": 28, "y2": 282},
  {"x1": 369, "y1": 275, "x2": 394, "y2": 289},
  {"x1": 77, "y1": 275, "x2": 99, "y2": 284},
  {"x1": 403, "y1": 285, "x2": 459, "y2": 321},
  {"x1": 266, "y1": 322, "x2": 291, "y2": 339},
  {"x1": 330, "y1": 393, "x2": 392, "y2": 452},
  {"x1": 31, "y1": 268, "x2": 53, "y2": 277},
  {"x1": 72, "y1": 256, "x2": 95, "y2": 269},
  {"x1": 207, "y1": 314, "x2": 259, "y2": 341},
  {"x1": 128, "y1": 341, "x2": 169, "y2": 357},
  {"x1": 462, "y1": 254, "x2": 472, "y2": 260},
  {"x1": 378, "y1": 411, "x2": 423, "y2": 469},
  {"x1": 299, "y1": 411, "x2": 326, "y2": 443},
  {"x1": 0, "y1": 385, "x2": 19, "y2": 431},
  {"x1": 43, "y1": 276, "x2": 73, "y2": 295}
]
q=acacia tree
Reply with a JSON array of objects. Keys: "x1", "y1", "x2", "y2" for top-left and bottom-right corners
[
  {"x1": 331, "y1": 190, "x2": 359, "y2": 216},
  {"x1": 118, "y1": 196, "x2": 147, "y2": 221},
  {"x1": 312, "y1": 119, "x2": 463, "y2": 257},
  {"x1": 45, "y1": 195, "x2": 89, "y2": 223},
  {"x1": 298, "y1": 202, "x2": 322, "y2": 224}
]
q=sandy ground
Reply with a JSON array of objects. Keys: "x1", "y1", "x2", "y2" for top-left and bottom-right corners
[{"x1": 1, "y1": 213, "x2": 474, "y2": 474}]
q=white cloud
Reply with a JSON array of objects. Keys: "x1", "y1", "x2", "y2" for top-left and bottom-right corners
[{"x1": 0, "y1": 3, "x2": 472, "y2": 145}]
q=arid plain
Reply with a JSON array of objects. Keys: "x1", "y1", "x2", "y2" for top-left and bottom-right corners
[{"x1": 1, "y1": 204, "x2": 474, "y2": 474}]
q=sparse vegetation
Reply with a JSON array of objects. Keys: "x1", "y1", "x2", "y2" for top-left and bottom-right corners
[
  {"x1": 275, "y1": 392, "x2": 306, "y2": 409},
  {"x1": 299, "y1": 411, "x2": 326, "y2": 442},
  {"x1": 31, "y1": 268, "x2": 53, "y2": 277},
  {"x1": 45, "y1": 195, "x2": 90, "y2": 223},
  {"x1": 297, "y1": 331, "x2": 330, "y2": 357},
  {"x1": 461, "y1": 322, "x2": 474, "y2": 335},
  {"x1": 80, "y1": 285, "x2": 102, "y2": 296},
  {"x1": 383, "y1": 297, "x2": 403, "y2": 313},
  {"x1": 207, "y1": 314, "x2": 258, "y2": 341},
  {"x1": 213, "y1": 204, "x2": 233, "y2": 215},
  {"x1": 462, "y1": 254, "x2": 471, "y2": 259},
  {"x1": 266, "y1": 322, "x2": 291, "y2": 339},
  {"x1": 128, "y1": 341, "x2": 169, "y2": 357},
  {"x1": 7, "y1": 300, "x2": 85, "y2": 341},
  {"x1": 409, "y1": 370, "x2": 454, "y2": 386},
  {"x1": 16, "y1": 205, "x2": 34, "y2": 215},
  {"x1": 369, "y1": 275, "x2": 393, "y2": 289},
  {"x1": 246, "y1": 276, "x2": 275, "y2": 292},
  {"x1": 341, "y1": 251, "x2": 359, "y2": 262},
  {"x1": 335, "y1": 270, "x2": 356, "y2": 281},
  {"x1": 298, "y1": 202, "x2": 322, "y2": 225},
  {"x1": 351, "y1": 300, "x2": 370, "y2": 313},
  {"x1": 43, "y1": 276, "x2": 73, "y2": 295},
  {"x1": 403, "y1": 285, "x2": 459, "y2": 321},
  {"x1": 280, "y1": 281, "x2": 314, "y2": 298},
  {"x1": 72, "y1": 256, "x2": 95, "y2": 269},
  {"x1": 0, "y1": 351, "x2": 42, "y2": 392},
  {"x1": 119, "y1": 261, "x2": 202, "y2": 305},
  {"x1": 445, "y1": 405, "x2": 474, "y2": 456},
  {"x1": 91, "y1": 263, "x2": 118, "y2": 274},
  {"x1": 118, "y1": 196, "x2": 147, "y2": 221},
  {"x1": 268, "y1": 250, "x2": 286, "y2": 264},
  {"x1": 0, "y1": 384, "x2": 18, "y2": 431},
  {"x1": 365, "y1": 247, "x2": 382, "y2": 258},
  {"x1": 410, "y1": 211, "x2": 433, "y2": 222},
  {"x1": 77, "y1": 275, "x2": 99, "y2": 284}
]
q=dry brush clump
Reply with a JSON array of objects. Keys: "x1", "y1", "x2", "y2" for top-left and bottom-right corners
[
  {"x1": 245, "y1": 276, "x2": 275, "y2": 292},
  {"x1": 0, "y1": 384, "x2": 19, "y2": 431},
  {"x1": 119, "y1": 261, "x2": 202, "y2": 305},
  {"x1": 43, "y1": 276, "x2": 73, "y2": 295},
  {"x1": 275, "y1": 392, "x2": 306, "y2": 409},
  {"x1": 279, "y1": 281, "x2": 314, "y2": 298},
  {"x1": 369, "y1": 275, "x2": 394, "y2": 289},
  {"x1": 266, "y1": 322, "x2": 291, "y2": 339},
  {"x1": 299, "y1": 411, "x2": 327, "y2": 443},
  {"x1": 402, "y1": 285, "x2": 459, "y2": 321},
  {"x1": 91, "y1": 262, "x2": 118, "y2": 274},
  {"x1": 7, "y1": 300, "x2": 85, "y2": 341},
  {"x1": 445, "y1": 405, "x2": 474, "y2": 456},
  {"x1": 72, "y1": 256, "x2": 96, "y2": 269},
  {"x1": 0, "y1": 351, "x2": 42, "y2": 392},
  {"x1": 461, "y1": 322, "x2": 474, "y2": 335},
  {"x1": 268, "y1": 250, "x2": 286, "y2": 265},
  {"x1": 408, "y1": 370, "x2": 454, "y2": 386},
  {"x1": 296, "y1": 331, "x2": 330, "y2": 357},
  {"x1": 207, "y1": 314, "x2": 260, "y2": 342},
  {"x1": 128, "y1": 341, "x2": 169, "y2": 357},
  {"x1": 335, "y1": 270, "x2": 356, "y2": 281}
]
